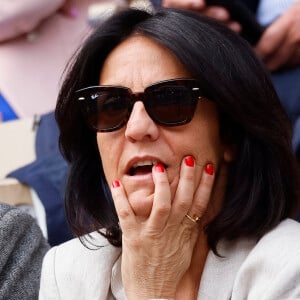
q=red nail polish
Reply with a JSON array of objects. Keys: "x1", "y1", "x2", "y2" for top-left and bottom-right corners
[
  {"x1": 205, "y1": 164, "x2": 214, "y2": 175},
  {"x1": 112, "y1": 180, "x2": 120, "y2": 188},
  {"x1": 185, "y1": 156, "x2": 195, "y2": 167},
  {"x1": 155, "y1": 163, "x2": 165, "y2": 173}
]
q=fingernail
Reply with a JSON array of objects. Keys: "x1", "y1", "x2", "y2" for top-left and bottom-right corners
[
  {"x1": 112, "y1": 180, "x2": 120, "y2": 188},
  {"x1": 185, "y1": 156, "x2": 195, "y2": 167},
  {"x1": 155, "y1": 163, "x2": 165, "y2": 173},
  {"x1": 205, "y1": 163, "x2": 214, "y2": 175}
]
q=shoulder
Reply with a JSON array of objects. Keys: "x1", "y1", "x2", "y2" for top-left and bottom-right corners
[
  {"x1": 0, "y1": 202, "x2": 48, "y2": 246},
  {"x1": 0, "y1": 201, "x2": 29, "y2": 219},
  {"x1": 42, "y1": 232, "x2": 121, "y2": 272},
  {"x1": 46, "y1": 231, "x2": 121, "y2": 265},
  {"x1": 232, "y1": 219, "x2": 300, "y2": 299},
  {"x1": 40, "y1": 232, "x2": 122, "y2": 299},
  {"x1": 0, "y1": 203, "x2": 49, "y2": 299},
  {"x1": 252, "y1": 218, "x2": 300, "y2": 254}
]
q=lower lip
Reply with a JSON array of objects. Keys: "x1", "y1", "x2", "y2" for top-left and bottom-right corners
[{"x1": 124, "y1": 173, "x2": 154, "y2": 182}]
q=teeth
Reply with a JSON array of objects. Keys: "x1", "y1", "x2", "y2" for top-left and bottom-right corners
[{"x1": 132, "y1": 160, "x2": 157, "y2": 168}]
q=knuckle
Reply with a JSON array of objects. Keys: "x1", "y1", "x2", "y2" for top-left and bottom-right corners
[
  {"x1": 176, "y1": 198, "x2": 190, "y2": 211},
  {"x1": 117, "y1": 207, "x2": 131, "y2": 219},
  {"x1": 155, "y1": 203, "x2": 171, "y2": 216},
  {"x1": 193, "y1": 202, "x2": 208, "y2": 214}
]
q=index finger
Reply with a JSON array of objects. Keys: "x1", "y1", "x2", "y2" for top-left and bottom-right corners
[{"x1": 187, "y1": 163, "x2": 214, "y2": 223}]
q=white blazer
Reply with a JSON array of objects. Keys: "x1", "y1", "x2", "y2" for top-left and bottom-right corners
[{"x1": 39, "y1": 219, "x2": 300, "y2": 300}]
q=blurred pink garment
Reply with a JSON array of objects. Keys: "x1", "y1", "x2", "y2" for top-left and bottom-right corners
[
  {"x1": 0, "y1": 0, "x2": 97, "y2": 118},
  {"x1": 0, "y1": 0, "x2": 64, "y2": 42}
]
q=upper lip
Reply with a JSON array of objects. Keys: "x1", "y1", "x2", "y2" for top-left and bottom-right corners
[{"x1": 125, "y1": 156, "x2": 167, "y2": 175}]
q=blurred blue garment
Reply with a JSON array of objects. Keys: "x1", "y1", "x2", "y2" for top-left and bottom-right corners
[
  {"x1": 0, "y1": 94, "x2": 18, "y2": 121},
  {"x1": 293, "y1": 118, "x2": 300, "y2": 161},
  {"x1": 271, "y1": 67, "x2": 300, "y2": 124},
  {"x1": 8, "y1": 112, "x2": 72, "y2": 246}
]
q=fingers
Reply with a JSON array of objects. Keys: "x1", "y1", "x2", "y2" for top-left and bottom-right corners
[
  {"x1": 112, "y1": 158, "x2": 215, "y2": 232},
  {"x1": 168, "y1": 156, "x2": 196, "y2": 224},
  {"x1": 204, "y1": 6, "x2": 230, "y2": 21},
  {"x1": 255, "y1": 20, "x2": 289, "y2": 64},
  {"x1": 203, "y1": 6, "x2": 241, "y2": 32},
  {"x1": 182, "y1": 163, "x2": 215, "y2": 227},
  {"x1": 255, "y1": 4, "x2": 300, "y2": 71},
  {"x1": 169, "y1": 157, "x2": 215, "y2": 229},
  {"x1": 163, "y1": 0, "x2": 241, "y2": 34},
  {"x1": 111, "y1": 180, "x2": 136, "y2": 232},
  {"x1": 148, "y1": 163, "x2": 172, "y2": 229},
  {"x1": 162, "y1": 0, "x2": 205, "y2": 10},
  {"x1": 226, "y1": 21, "x2": 242, "y2": 33}
]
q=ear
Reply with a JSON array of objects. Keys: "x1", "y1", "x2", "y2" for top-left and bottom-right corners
[{"x1": 223, "y1": 143, "x2": 236, "y2": 163}]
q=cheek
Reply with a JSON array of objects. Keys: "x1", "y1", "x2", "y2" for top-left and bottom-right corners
[
  {"x1": 97, "y1": 134, "x2": 119, "y2": 183},
  {"x1": 175, "y1": 124, "x2": 226, "y2": 186}
]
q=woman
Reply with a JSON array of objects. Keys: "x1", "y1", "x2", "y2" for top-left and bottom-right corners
[{"x1": 39, "y1": 8, "x2": 300, "y2": 299}]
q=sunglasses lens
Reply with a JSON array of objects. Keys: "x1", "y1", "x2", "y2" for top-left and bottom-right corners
[
  {"x1": 147, "y1": 84, "x2": 197, "y2": 125},
  {"x1": 79, "y1": 88, "x2": 129, "y2": 131},
  {"x1": 77, "y1": 79, "x2": 201, "y2": 131}
]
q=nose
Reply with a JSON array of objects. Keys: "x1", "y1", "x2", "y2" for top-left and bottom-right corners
[{"x1": 125, "y1": 101, "x2": 160, "y2": 142}]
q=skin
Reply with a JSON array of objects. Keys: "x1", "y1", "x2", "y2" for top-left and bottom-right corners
[
  {"x1": 255, "y1": 2, "x2": 300, "y2": 71},
  {"x1": 162, "y1": 0, "x2": 242, "y2": 32},
  {"x1": 59, "y1": 0, "x2": 79, "y2": 17},
  {"x1": 97, "y1": 35, "x2": 234, "y2": 299},
  {"x1": 163, "y1": 0, "x2": 300, "y2": 71}
]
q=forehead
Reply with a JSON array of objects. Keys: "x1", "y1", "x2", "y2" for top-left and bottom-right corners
[{"x1": 99, "y1": 35, "x2": 191, "y2": 89}]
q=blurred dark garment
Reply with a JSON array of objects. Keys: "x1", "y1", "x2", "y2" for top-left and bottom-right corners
[
  {"x1": 294, "y1": 118, "x2": 300, "y2": 162},
  {"x1": 241, "y1": 0, "x2": 259, "y2": 12},
  {"x1": 0, "y1": 203, "x2": 50, "y2": 299},
  {"x1": 272, "y1": 67, "x2": 300, "y2": 125},
  {"x1": 8, "y1": 112, "x2": 72, "y2": 246}
]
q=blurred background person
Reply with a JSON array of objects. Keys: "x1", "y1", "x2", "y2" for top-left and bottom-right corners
[
  {"x1": 0, "y1": 203, "x2": 49, "y2": 299},
  {"x1": 156, "y1": 0, "x2": 300, "y2": 163},
  {"x1": 0, "y1": 0, "x2": 96, "y2": 246},
  {"x1": 0, "y1": 0, "x2": 154, "y2": 246},
  {"x1": 39, "y1": 8, "x2": 300, "y2": 299}
]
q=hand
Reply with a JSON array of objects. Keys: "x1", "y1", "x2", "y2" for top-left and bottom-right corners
[
  {"x1": 255, "y1": 2, "x2": 300, "y2": 71},
  {"x1": 111, "y1": 157, "x2": 215, "y2": 299},
  {"x1": 162, "y1": 0, "x2": 241, "y2": 32}
]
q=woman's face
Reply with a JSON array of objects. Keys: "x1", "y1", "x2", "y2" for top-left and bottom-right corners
[{"x1": 97, "y1": 35, "x2": 233, "y2": 219}]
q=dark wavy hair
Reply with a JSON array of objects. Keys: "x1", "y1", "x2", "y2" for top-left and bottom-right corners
[{"x1": 55, "y1": 8, "x2": 300, "y2": 252}]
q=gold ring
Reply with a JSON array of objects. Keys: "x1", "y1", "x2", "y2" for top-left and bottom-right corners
[{"x1": 185, "y1": 214, "x2": 201, "y2": 223}]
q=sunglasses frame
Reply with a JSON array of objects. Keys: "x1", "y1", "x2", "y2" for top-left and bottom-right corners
[{"x1": 76, "y1": 78, "x2": 203, "y2": 132}]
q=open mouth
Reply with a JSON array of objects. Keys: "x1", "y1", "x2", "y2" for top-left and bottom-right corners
[{"x1": 128, "y1": 160, "x2": 167, "y2": 176}]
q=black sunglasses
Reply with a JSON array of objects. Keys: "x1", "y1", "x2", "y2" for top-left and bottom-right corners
[{"x1": 76, "y1": 78, "x2": 203, "y2": 132}]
